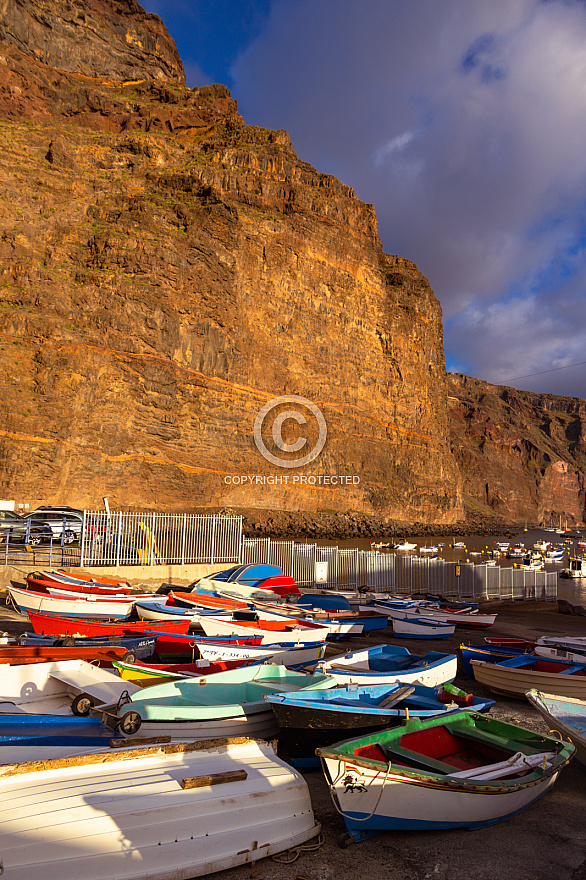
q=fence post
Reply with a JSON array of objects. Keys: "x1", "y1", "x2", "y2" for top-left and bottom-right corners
[
  {"x1": 80, "y1": 511, "x2": 86, "y2": 567},
  {"x1": 210, "y1": 515, "x2": 217, "y2": 566},
  {"x1": 115, "y1": 511, "x2": 122, "y2": 568},
  {"x1": 150, "y1": 512, "x2": 156, "y2": 566}
]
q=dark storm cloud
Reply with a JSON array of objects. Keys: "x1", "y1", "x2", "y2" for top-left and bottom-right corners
[{"x1": 230, "y1": 0, "x2": 586, "y2": 397}]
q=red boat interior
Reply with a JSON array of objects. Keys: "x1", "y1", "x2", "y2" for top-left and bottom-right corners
[{"x1": 354, "y1": 725, "x2": 519, "y2": 775}]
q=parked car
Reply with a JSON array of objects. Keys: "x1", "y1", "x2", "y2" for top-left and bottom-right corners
[
  {"x1": 0, "y1": 511, "x2": 53, "y2": 545},
  {"x1": 25, "y1": 508, "x2": 84, "y2": 545}
]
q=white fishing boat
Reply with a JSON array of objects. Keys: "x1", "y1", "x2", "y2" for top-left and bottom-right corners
[
  {"x1": 199, "y1": 614, "x2": 331, "y2": 645},
  {"x1": 318, "y1": 644, "x2": 457, "y2": 688},
  {"x1": 0, "y1": 736, "x2": 321, "y2": 880},
  {"x1": 560, "y1": 557, "x2": 586, "y2": 578},
  {"x1": 194, "y1": 639, "x2": 327, "y2": 667},
  {"x1": 394, "y1": 541, "x2": 417, "y2": 551},
  {"x1": 316, "y1": 712, "x2": 573, "y2": 843},
  {"x1": 534, "y1": 644, "x2": 586, "y2": 664},
  {"x1": 382, "y1": 603, "x2": 497, "y2": 629},
  {"x1": 391, "y1": 616, "x2": 456, "y2": 639},
  {"x1": 0, "y1": 659, "x2": 141, "y2": 715},
  {"x1": 7, "y1": 586, "x2": 136, "y2": 620},
  {"x1": 134, "y1": 600, "x2": 199, "y2": 622}
]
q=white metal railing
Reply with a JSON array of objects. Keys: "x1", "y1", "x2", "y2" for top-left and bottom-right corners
[
  {"x1": 80, "y1": 512, "x2": 242, "y2": 567},
  {"x1": 72, "y1": 514, "x2": 558, "y2": 600},
  {"x1": 240, "y1": 536, "x2": 557, "y2": 600}
]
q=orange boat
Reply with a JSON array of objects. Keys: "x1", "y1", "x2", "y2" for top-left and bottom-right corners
[
  {"x1": 0, "y1": 645, "x2": 131, "y2": 665},
  {"x1": 33, "y1": 570, "x2": 132, "y2": 589}
]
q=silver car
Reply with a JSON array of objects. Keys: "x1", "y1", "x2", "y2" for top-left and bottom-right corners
[{"x1": 25, "y1": 508, "x2": 84, "y2": 545}]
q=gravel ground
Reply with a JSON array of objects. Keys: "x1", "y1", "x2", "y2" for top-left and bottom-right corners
[{"x1": 1, "y1": 597, "x2": 585, "y2": 880}]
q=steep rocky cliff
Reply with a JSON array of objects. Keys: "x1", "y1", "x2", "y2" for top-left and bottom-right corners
[
  {"x1": 0, "y1": 0, "x2": 463, "y2": 522},
  {"x1": 449, "y1": 373, "x2": 586, "y2": 526}
]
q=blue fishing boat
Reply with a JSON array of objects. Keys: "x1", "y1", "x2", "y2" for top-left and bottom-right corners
[
  {"x1": 265, "y1": 681, "x2": 494, "y2": 768},
  {"x1": 460, "y1": 643, "x2": 525, "y2": 676},
  {"x1": 17, "y1": 632, "x2": 157, "y2": 660},
  {"x1": 0, "y1": 714, "x2": 115, "y2": 747}
]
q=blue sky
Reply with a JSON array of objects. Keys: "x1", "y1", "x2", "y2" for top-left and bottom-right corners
[{"x1": 144, "y1": 0, "x2": 586, "y2": 399}]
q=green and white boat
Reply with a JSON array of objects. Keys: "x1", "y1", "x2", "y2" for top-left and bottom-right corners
[{"x1": 317, "y1": 710, "x2": 574, "y2": 844}]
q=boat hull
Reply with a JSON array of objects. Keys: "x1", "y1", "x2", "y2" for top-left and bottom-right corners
[
  {"x1": 471, "y1": 657, "x2": 586, "y2": 699},
  {"x1": 28, "y1": 611, "x2": 190, "y2": 638},
  {"x1": 392, "y1": 617, "x2": 455, "y2": 639},
  {"x1": 8, "y1": 587, "x2": 135, "y2": 619},
  {"x1": 317, "y1": 712, "x2": 573, "y2": 839},
  {"x1": 200, "y1": 615, "x2": 330, "y2": 644},
  {"x1": 0, "y1": 738, "x2": 320, "y2": 880},
  {"x1": 267, "y1": 685, "x2": 493, "y2": 764},
  {"x1": 320, "y1": 645, "x2": 457, "y2": 688},
  {"x1": 194, "y1": 640, "x2": 327, "y2": 666},
  {"x1": 526, "y1": 689, "x2": 586, "y2": 767},
  {"x1": 320, "y1": 755, "x2": 562, "y2": 834}
]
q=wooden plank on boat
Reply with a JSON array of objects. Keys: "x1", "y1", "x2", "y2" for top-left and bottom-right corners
[
  {"x1": 0, "y1": 735, "x2": 254, "y2": 777},
  {"x1": 109, "y1": 736, "x2": 172, "y2": 748},
  {"x1": 378, "y1": 686, "x2": 415, "y2": 708},
  {"x1": 329, "y1": 663, "x2": 368, "y2": 673},
  {"x1": 181, "y1": 769, "x2": 248, "y2": 789}
]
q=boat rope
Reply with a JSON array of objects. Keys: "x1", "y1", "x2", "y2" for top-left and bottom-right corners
[
  {"x1": 320, "y1": 757, "x2": 392, "y2": 823},
  {"x1": 271, "y1": 832, "x2": 325, "y2": 863}
]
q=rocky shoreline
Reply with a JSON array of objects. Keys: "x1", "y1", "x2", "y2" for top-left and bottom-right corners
[{"x1": 210, "y1": 507, "x2": 523, "y2": 541}]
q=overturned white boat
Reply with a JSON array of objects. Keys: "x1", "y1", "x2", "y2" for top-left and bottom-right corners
[{"x1": 0, "y1": 736, "x2": 321, "y2": 880}]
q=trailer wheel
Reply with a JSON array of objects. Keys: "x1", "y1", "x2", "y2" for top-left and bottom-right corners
[
  {"x1": 61, "y1": 637, "x2": 76, "y2": 647},
  {"x1": 121, "y1": 651, "x2": 136, "y2": 663},
  {"x1": 71, "y1": 693, "x2": 95, "y2": 716},
  {"x1": 117, "y1": 710, "x2": 142, "y2": 735}
]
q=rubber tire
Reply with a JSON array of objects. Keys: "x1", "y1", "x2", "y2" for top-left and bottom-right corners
[
  {"x1": 121, "y1": 651, "x2": 136, "y2": 663},
  {"x1": 63, "y1": 530, "x2": 76, "y2": 545},
  {"x1": 28, "y1": 533, "x2": 42, "y2": 546},
  {"x1": 117, "y1": 710, "x2": 142, "y2": 736},
  {"x1": 71, "y1": 693, "x2": 95, "y2": 717},
  {"x1": 61, "y1": 637, "x2": 76, "y2": 647}
]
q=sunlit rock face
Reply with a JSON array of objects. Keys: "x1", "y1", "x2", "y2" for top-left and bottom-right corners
[
  {"x1": 0, "y1": 0, "x2": 463, "y2": 522},
  {"x1": 449, "y1": 374, "x2": 586, "y2": 526}
]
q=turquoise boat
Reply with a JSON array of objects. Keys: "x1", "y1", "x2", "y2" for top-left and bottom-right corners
[
  {"x1": 526, "y1": 689, "x2": 586, "y2": 767},
  {"x1": 94, "y1": 662, "x2": 337, "y2": 740}
]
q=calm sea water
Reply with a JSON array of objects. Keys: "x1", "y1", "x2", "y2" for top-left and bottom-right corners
[{"x1": 307, "y1": 527, "x2": 586, "y2": 604}]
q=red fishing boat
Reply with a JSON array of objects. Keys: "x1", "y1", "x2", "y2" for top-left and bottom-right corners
[
  {"x1": 27, "y1": 611, "x2": 191, "y2": 638},
  {"x1": 26, "y1": 574, "x2": 134, "y2": 597},
  {"x1": 31, "y1": 570, "x2": 132, "y2": 589}
]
